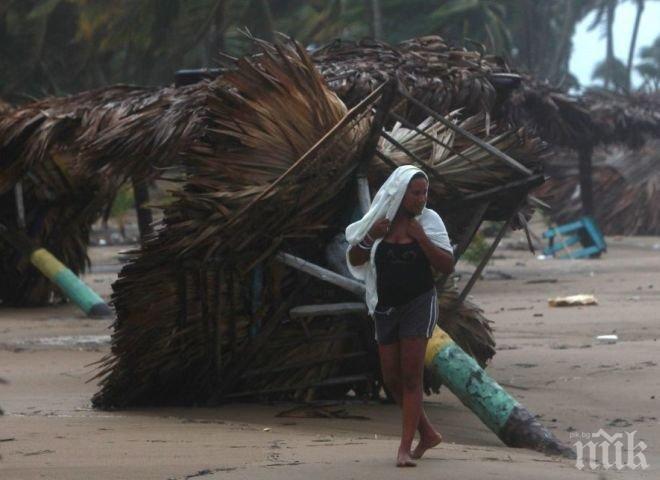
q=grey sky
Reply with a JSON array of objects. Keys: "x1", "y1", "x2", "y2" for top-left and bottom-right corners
[{"x1": 570, "y1": 1, "x2": 660, "y2": 88}]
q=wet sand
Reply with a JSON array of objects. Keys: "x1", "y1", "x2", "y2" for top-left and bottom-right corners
[{"x1": 1, "y1": 235, "x2": 658, "y2": 479}]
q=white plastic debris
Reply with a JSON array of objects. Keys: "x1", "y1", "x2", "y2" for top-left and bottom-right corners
[
  {"x1": 596, "y1": 335, "x2": 618, "y2": 344},
  {"x1": 548, "y1": 294, "x2": 598, "y2": 307}
]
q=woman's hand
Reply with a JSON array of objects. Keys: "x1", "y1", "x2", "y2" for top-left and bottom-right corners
[
  {"x1": 406, "y1": 219, "x2": 426, "y2": 241},
  {"x1": 368, "y1": 218, "x2": 391, "y2": 240}
]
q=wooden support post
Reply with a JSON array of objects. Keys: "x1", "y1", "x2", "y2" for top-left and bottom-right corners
[
  {"x1": 457, "y1": 207, "x2": 517, "y2": 304},
  {"x1": 578, "y1": 146, "x2": 594, "y2": 216},
  {"x1": 131, "y1": 176, "x2": 153, "y2": 242},
  {"x1": 357, "y1": 79, "x2": 398, "y2": 166},
  {"x1": 356, "y1": 176, "x2": 371, "y2": 215},
  {"x1": 275, "y1": 252, "x2": 365, "y2": 296},
  {"x1": 14, "y1": 181, "x2": 26, "y2": 230},
  {"x1": 425, "y1": 326, "x2": 575, "y2": 458},
  {"x1": 0, "y1": 224, "x2": 113, "y2": 318},
  {"x1": 435, "y1": 202, "x2": 489, "y2": 292},
  {"x1": 289, "y1": 302, "x2": 367, "y2": 318},
  {"x1": 454, "y1": 174, "x2": 545, "y2": 206}
]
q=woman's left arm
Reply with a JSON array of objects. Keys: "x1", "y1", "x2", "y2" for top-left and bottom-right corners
[{"x1": 408, "y1": 219, "x2": 454, "y2": 274}]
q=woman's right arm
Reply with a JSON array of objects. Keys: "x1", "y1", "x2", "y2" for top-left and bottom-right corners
[{"x1": 348, "y1": 218, "x2": 391, "y2": 267}]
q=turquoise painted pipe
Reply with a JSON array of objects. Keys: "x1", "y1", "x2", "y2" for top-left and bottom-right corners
[
  {"x1": 30, "y1": 248, "x2": 113, "y2": 318},
  {"x1": 425, "y1": 326, "x2": 575, "y2": 458}
]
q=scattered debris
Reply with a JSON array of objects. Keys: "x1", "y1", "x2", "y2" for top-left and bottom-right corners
[
  {"x1": 596, "y1": 335, "x2": 618, "y2": 345},
  {"x1": 548, "y1": 294, "x2": 598, "y2": 307},
  {"x1": 526, "y1": 278, "x2": 558, "y2": 284},
  {"x1": 276, "y1": 404, "x2": 370, "y2": 421},
  {"x1": 22, "y1": 450, "x2": 54, "y2": 456},
  {"x1": 607, "y1": 418, "x2": 633, "y2": 428}
]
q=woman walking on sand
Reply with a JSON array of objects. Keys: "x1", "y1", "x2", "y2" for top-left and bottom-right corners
[{"x1": 346, "y1": 165, "x2": 454, "y2": 467}]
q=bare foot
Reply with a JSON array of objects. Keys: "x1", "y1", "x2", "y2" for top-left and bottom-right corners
[
  {"x1": 411, "y1": 432, "x2": 443, "y2": 459},
  {"x1": 396, "y1": 449, "x2": 416, "y2": 467}
]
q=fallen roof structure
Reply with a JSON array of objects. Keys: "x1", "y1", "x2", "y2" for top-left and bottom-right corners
[{"x1": 3, "y1": 35, "x2": 659, "y2": 307}]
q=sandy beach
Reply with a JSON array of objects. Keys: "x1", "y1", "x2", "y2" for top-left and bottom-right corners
[{"x1": 1, "y1": 234, "x2": 658, "y2": 479}]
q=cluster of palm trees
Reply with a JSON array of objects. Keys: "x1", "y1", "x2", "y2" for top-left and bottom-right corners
[{"x1": 0, "y1": 0, "x2": 657, "y2": 103}]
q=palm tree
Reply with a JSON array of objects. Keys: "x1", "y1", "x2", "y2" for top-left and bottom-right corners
[
  {"x1": 588, "y1": 0, "x2": 621, "y2": 89},
  {"x1": 637, "y1": 35, "x2": 660, "y2": 90},
  {"x1": 626, "y1": 0, "x2": 645, "y2": 91},
  {"x1": 364, "y1": 0, "x2": 383, "y2": 40},
  {"x1": 430, "y1": 0, "x2": 512, "y2": 54}
]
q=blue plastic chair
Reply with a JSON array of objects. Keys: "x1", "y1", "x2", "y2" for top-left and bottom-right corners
[{"x1": 543, "y1": 216, "x2": 606, "y2": 259}]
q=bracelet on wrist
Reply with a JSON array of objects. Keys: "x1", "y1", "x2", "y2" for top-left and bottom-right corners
[{"x1": 358, "y1": 240, "x2": 373, "y2": 250}]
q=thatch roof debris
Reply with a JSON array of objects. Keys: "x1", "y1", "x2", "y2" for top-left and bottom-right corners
[{"x1": 535, "y1": 140, "x2": 660, "y2": 235}]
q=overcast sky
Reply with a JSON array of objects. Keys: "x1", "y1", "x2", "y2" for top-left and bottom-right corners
[{"x1": 570, "y1": 1, "x2": 660, "y2": 88}]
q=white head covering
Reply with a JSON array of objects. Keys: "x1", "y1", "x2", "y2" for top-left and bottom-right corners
[{"x1": 345, "y1": 165, "x2": 452, "y2": 314}]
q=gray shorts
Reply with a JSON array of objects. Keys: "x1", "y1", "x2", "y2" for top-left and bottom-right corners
[{"x1": 372, "y1": 288, "x2": 438, "y2": 345}]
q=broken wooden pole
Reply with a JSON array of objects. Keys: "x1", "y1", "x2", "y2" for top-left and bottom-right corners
[
  {"x1": 131, "y1": 176, "x2": 153, "y2": 242},
  {"x1": 0, "y1": 224, "x2": 112, "y2": 318},
  {"x1": 425, "y1": 326, "x2": 575, "y2": 458},
  {"x1": 14, "y1": 181, "x2": 26, "y2": 229},
  {"x1": 275, "y1": 252, "x2": 365, "y2": 296},
  {"x1": 289, "y1": 302, "x2": 367, "y2": 318},
  {"x1": 578, "y1": 146, "x2": 594, "y2": 216},
  {"x1": 357, "y1": 176, "x2": 371, "y2": 216},
  {"x1": 398, "y1": 88, "x2": 532, "y2": 176}
]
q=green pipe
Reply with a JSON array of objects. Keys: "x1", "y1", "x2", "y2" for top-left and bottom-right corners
[
  {"x1": 29, "y1": 248, "x2": 113, "y2": 318},
  {"x1": 425, "y1": 326, "x2": 575, "y2": 458}
]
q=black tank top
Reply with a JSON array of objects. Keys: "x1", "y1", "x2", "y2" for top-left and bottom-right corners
[{"x1": 375, "y1": 241, "x2": 433, "y2": 308}]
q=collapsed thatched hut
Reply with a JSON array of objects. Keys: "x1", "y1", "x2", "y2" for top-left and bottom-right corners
[
  {"x1": 84, "y1": 36, "x2": 553, "y2": 408},
  {"x1": 0, "y1": 84, "x2": 208, "y2": 305},
  {"x1": 1, "y1": 35, "x2": 657, "y2": 406}
]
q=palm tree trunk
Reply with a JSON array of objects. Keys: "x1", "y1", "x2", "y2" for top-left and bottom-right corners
[
  {"x1": 548, "y1": 0, "x2": 576, "y2": 84},
  {"x1": 626, "y1": 0, "x2": 644, "y2": 91},
  {"x1": 364, "y1": 0, "x2": 383, "y2": 40},
  {"x1": 257, "y1": 0, "x2": 275, "y2": 42},
  {"x1": 605, "y1": 0, "x2": 616, "y2": 89}
]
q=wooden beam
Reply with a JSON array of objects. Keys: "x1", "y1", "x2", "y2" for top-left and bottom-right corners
[
  {"x1": 435, "y1": 202, "x2": 489, "y2": 291},
  {"x1": 289, "y1": 302, "x2": 367, "y2": 318},
  {"x1": 356, "y1": 176, "x2": 371, "y2": 215},
  {"x1": 14, "y1": 181, "x2": 26, "y2": 230},
  {"x1": 457, "y1": 206, "x2": 518, "y2": 304},
  {"x1": 380, "y1": 130, "x2": 463, "y2": 197},
  {"x1": 578, "y1": 146, "x2": 594, "y2": 216},
  {"x1": 454, "y1": 174, "x2": 545, "y2": 205},
  {"x1": 389, "y1": 111, "x2": 502, "y2": 182},
  {"x1": 275, "y1": 252, "x2": 365, "y2": 296},
  {"x1": 358, "y1": 79, "x2": 398, "y2": 164},
  {"x1": 398, "y1": 89, "x2": 532, "y2": 176},
  {"x1": 131, "y1": 176, "x2": 153, "y2": 243}
]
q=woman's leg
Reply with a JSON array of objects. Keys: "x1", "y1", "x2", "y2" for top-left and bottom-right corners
[{"x1": 378, "y1": 343, "x2": 438, "y2": 447}]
